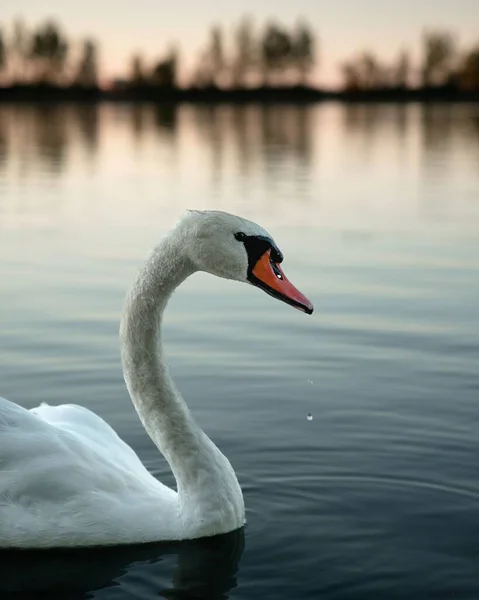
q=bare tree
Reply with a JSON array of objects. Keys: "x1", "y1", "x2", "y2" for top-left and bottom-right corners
[
  {"x1": 361, "y1": 53, "x2": 384, "y2": 88},
  {"x1": 151, "y1": 46, "x2": 178, "y2": 88},
  {"x1": 261, "y1": 23, "x2": 292, "y2": 85},
  {"x1": 340, "y1": 51, "x2": 387, "y2": 90},
  {"x1": 0, "y1": 29, "x2": 5, "y2": 76},
  {"x1": 341, "y1": 61, "x2": 361, "y2": 91},
  {"x1": 75, "y1": 39, "x2": 98, "y2": 87},
  {"x1": 459, "y1": 47, "x2": 479, "y2": 90},
  {"x1": 10, "y1": 19, "x2": 28, "y2": 82},
  {"x1": 422, "y1": 30, "x2": 457, "y2": 86},
  {"x1": 130, "y1": 54, "x2": 145, "y2": 84},
  {"x1": 191, "y1": 48, "x2": 213, "y2": 87},
  {"x1": 292, "y1": 21, "x2": 315, "y2": 84},
  {"x1": 30, "y1": 21, "x2": 68, "y2": 83},
  {"x1": 209, "y1": 25, "x2": 224, "y2": 86},
  {"x1": 232, "y1": 16, "x2": 256, "y2": 87},
  {"x1": 393, "y1": 50, "x2": 410, "y2": 88}
]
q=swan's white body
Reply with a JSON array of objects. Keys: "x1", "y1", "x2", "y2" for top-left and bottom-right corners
[{"x1": 0, "y1": 210, "x2": 311, "y2": 548}]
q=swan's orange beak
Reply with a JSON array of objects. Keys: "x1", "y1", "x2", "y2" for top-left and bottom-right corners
[{"x1": 249, "y1": 250, "x2": 314, "y2": 314}]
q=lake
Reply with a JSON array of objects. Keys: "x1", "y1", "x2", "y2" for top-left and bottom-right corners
[{"x1": 0, "y1": 102, "x2": 478, "y2": 599}]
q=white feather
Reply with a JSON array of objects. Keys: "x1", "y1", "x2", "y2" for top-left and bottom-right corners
[{"x1": 0, "y1": 210, "x2": 281, "y2": 548}]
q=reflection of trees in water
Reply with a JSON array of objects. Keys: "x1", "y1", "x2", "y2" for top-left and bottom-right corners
[
  {"x1": 0, "y1": 528, "x2": 245, "y2": 600},
  {"x1": 0, "y1": 104, "x2": 103, "y2": 175},
  {"x1": 0, "y1": 110, "x2": 7, "y2": 172},
  {"x1": 193, "y1": 105, "x2": 314, "y2": 195},
  {"x1": 469, "y1": 112, "x2": 479, "y2": 141},
  {"x1": 419, "y1": 104, "x2": 479, "y2": 182},
  {"x1": 155, "y1": 104, "x2": 178, "y2": 136},
  {"x1": 29, "y1": 105, "x2": 68, "y2": 173},
  {"x1": 129, "y1": 104, "x2": 178, "y2": 151},
  {"x1": 421, "y1": 104, "x2": 455, "y2": 157},
  {"x1": 341, "y1": 103, "x2": 479, "y2": 164},
  {"x1": 419, "y1": 105, "x2": 456, "y2": 219},
  {"x1": 422, "y1": 104, "x2": 479, "y2": 154},
  {"x1": 260, "y1": 105, "x2": 314, "y2": 192},
  {"x1": 73, "y1": 104, "x2": 99, "y2": 154},
  {"x1": 230, "y1": 106, "x2": 254, "y2": 178},
  {"x1": 343, "y1": 104, "x2": 382, "y2": 137},
  {"x1": 130, "y1": 104, "x2": 146, "y2": 140},
  {"x1": 195, "y1": 106, "x2": 225, "y2": 191},
  {"x1": 342, "y1": 104, "x2": 409, "y2": 159},
  {"x1": 2, "y1": 102, "x2": 477, "y2": 179},
  {"x1": 415, "y1": 105, "x2": 479, "y2": 223}
]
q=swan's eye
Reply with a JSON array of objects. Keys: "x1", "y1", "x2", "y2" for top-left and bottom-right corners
[
  {"x1": 271, "y1": 260, "x2": 283, "y2": 279},
  {"x1": 235, "y1": 232, "x2": 246, "y2": 242}
]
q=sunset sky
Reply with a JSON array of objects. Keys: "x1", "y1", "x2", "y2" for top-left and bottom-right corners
[{"x1": 3, "y1": 0, "x2": 478, "y2": 86}]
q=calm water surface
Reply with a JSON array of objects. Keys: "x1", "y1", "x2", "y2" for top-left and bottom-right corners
[{"x1": 0, "y1": 103, "x2": 478, "y2": 599}]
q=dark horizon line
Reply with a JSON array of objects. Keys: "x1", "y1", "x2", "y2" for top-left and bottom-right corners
[{"x1": 1, "y1": 83, "x2": 479, "y2": 104}]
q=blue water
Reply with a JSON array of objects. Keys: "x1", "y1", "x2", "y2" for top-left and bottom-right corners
[{"x1": 0, "y1": 103, "x2": 478, "y2": 599}]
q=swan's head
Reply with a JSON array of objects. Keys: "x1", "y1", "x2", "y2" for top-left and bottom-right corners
[{"x1": 181, "y1": 210, "x2": 313, "y2": 314}]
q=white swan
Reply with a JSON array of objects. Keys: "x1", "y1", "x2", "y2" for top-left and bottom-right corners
[{"x1": 0, "y1": 210, "x2": 313, "y2": 548}]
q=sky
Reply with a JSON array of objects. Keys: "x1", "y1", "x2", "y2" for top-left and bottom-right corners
[{"x1": 2, "y1": 0, "x2": 479, "y2": 86}]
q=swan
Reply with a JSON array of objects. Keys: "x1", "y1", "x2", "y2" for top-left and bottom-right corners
[{"x1": 0, "y1": 210, "x2": 313, "y2": 548}]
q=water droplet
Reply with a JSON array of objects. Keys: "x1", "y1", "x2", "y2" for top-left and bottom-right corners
[{"x1": 307, "y1": 413, "x2": 313, "y2": 421}]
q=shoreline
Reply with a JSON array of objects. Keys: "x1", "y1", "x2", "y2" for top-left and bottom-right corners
[{"x1": 1, "y1": 84, "x2": 479, "y2": 104}]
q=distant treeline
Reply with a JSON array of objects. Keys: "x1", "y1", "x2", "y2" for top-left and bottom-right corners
[{"x1": 0, "y1": 17, "x2": 478, "y2": 101}]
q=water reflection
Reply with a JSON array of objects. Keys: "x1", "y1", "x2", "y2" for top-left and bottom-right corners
[
  {"x1": 190, "y1": 105, "x2": 315, "y2": 197},
  {"x1": 342, "y1": 103, "x2": 409, "y2": 144},
  {"x1": 194, "y1": 106, "x2": 225, "y2": 190},
  {"x1": 0, "y1": 105, "x2": 82, "y2": 175},
  {"x1": 28, "y1": 106, "x2": 68, "y2": 173},
  {"x1": 1, "y1": 103, "x2": 478, "y2": 179},
  {"x1": 0, "y1": 102, "x2": 478, "y2": 231},
  {"x1": 420, "y1": 104, "x2": 456, "y2": 171},
  {"x1": 128, "y1": 104, "x2": 179, "y2": 142},
  {"x1": 0, "y1": 529, "x2": 244, "y2": 599},
  {"x1": 74, "y1": 104, "x2": 99, "y2": 155},
  {"x1": 155, "y1": 105, "x2": 178, "y2": 138},
  {"x1": 341, "y1": 102, "x2": 479, "y2": 155},
  {"x1": 130, "y1": 103, "x2": 147, "y2": 140},
  {"x1": 0, "y1": 108, "x2": 7, "y2": 167},
  {"x1": 421, "y1": 105, "x2": 479, "y2": 159}
]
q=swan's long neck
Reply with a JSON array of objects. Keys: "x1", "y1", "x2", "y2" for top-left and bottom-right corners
[
  {"x1": 120, "y1": 232, "x2": 198, "y2": 472},
  {"x1": 119, "y1": 229, "x2": 243, "y2": 526}
]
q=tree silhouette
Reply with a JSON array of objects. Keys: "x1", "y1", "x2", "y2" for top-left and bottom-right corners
[
  {"x1": 1, "y1": 13, "x2": 479, "y2": 98},
  {"x1": 0, "y1": 28, "x2": 5, "y2": 75},
  {"x1": 341, "y1": 62, "x2": 360, "y2": 91},
  {"x1": 209, "y1": 25, "x2": 225, "y2": 86},
  {"x1": 11, "y1": 19, "x2": 29, "y2": 83},
  {"x1": 459, "y1": 47, "x2": 479, "y2": 90},
  {"x1": 191, "y1": 47, "x2": 213, "y2": 87},
  {"x1": 30, "y1": 21, "x2": 68, "y2": 83},
  {"x1": 232, "y1": 17, "x2": 256, "y2": 87},
  {"x1": 190, "y1": 27, "x2": 225, "y2": 87},
  {"x1": 362, "y1": 52, "x2": 385, "y2": 88},
  {"x1": 261, "y1": 23, "x2": 292, "y2": 85},
  {"x1": 341, "y1": 49, "x2": 405, "y2": 90},
  {"x1": 341, "y1": 51, "x2": 386, "y2": 90},
  {"x1": 151, "y1": 46, "x2": 178, "y2": 87},
  {"x1": 421, "y1": 30, "x2": 456, "y2": 87},
  {"x1": 75, "y1": 39, "x2": 98, "y2": 87},
  {"x1": 342, "y1": 56, "x2": 368, "y2": 91},
  {"x1": 393, "y1": 50, "x2": 410, "y2": 88},
  {"x1": 130, "y1": 54, "x2": 145, "y2": 84},
  {"x1": 291, "y1": 21, "x2": 315, "y2": 84}
]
